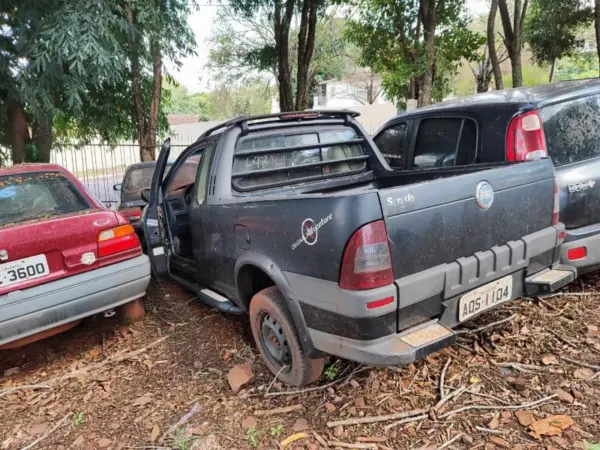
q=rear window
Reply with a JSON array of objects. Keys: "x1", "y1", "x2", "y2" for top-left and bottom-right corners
[
  {"x1": 412, "y1": 118, "x2": 477, "y2": 168},
  {"x1": 539, "y1": 94, "x2": 600, "y2": 166},
  {"x1": 0, "y1": 171, "x2": 90, "y2": 226},
  {"x1": 374, "y1": 122, "x2": 407, "y2": 169},
  {"x1": 232, "y1": 128, "x2": 367, "y2": 191}
]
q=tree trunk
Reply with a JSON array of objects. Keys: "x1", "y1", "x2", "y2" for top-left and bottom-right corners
[
  {"x1": 139, "y1": 38, "x2": 162, "y2": 162},
  {"x1": 596, "y1": 0, "x2": 600, "y2": 75},
  {"x1": 32, "y1": 113, "x2": 53, "y2": 163},
  {"x1": 549, "y1": 58, "x2": 556, "y2": 82},
  {"x1": 488, "y1": 0, "x2": 504, "y2": 90},
  {"x1": 419, "y1": 0, "x2": 437, "y2": 107},
  {"x1": 8, "y1": 100, "x2": 31, "y2": 164},
  {"x1": 295, "y1": 0, "x2": 318, "y2": 111},
  {"x1": 498, "y1": 0, "x2": 528, "y2": 88},
  {"x1": 511, "y1": 47, "x2": 523, "y2": 87},
  {"x1": 274, "y1": 0, "x2": 295, "y2": 112}
]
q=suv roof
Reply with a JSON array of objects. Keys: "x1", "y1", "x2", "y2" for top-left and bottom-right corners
[{"x1": 394, "y1": 79, "x2": 600, "y2": 118}]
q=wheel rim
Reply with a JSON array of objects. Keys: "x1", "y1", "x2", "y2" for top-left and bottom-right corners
[{"x1": 259, "y1": 312, "x2": 292, "y2": 370}]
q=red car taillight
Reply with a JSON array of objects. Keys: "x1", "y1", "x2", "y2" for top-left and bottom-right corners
[
  {"x1": 120, "y1": 207, "x2": 142, "y2": 222},
  {"x1": 506, "y1": 110, "x2": 548, "y2": 162},
  {"x1": 339, "y1": 220, "x2": 393, "y2": 290},
  {"x1": 98, "y1": 224, "x2": 140, "y2": 258}
]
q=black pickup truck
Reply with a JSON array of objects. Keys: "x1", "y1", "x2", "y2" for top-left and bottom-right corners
[
  {"x1": 143, "y1": 110, "x2": 575, "y2": 386},
  {"x1": 374, "y1": 79, "x2": 600, "y2": 273}
]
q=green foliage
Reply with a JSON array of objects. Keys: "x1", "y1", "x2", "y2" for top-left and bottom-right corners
[
  {"x1": 503, "y1": 63, "x2": 551, "y2": 87},
  {"x1": 525, "y1": 0, "x2": 593, "y2": 66},
  {"x1": 345, "y1": 0, "x2": 484, "y2": 105},
  {"x1": 163, "y1": 81, "x2": 211, "y2": 120},
  {"x1": 587, "y1": 444, "x2": 600, "y2": 450},
  {"x1": 324, "y1": 362, "x2": 340, "y2": 381},
  {"x1": 245, "y1": 427, "x2": 261, "y2": 448},
  {"x1": 556, "y1": 53, "x2": 600, "y2": 81},
  {"x1": 270, "y1": 424, "x2": 284, "y2": 437},
  {"x1": 207, "y1": 80, "x2": 272, "y2": 119},
  {"x1": 72, "y1": 412, "x2": 85, "y2": 427},
  {"x1": 170, "y1": 427, "x2": 194, "y2": 450}
]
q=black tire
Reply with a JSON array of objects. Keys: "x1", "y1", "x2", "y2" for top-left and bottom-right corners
[{"x1": 249, "y1": 286, "x2": 325, "y2": 386}]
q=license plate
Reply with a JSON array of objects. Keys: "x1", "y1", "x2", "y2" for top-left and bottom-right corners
[
  {"x1": 0, "y1": 255, "x2": 50, "y2": 288},
  {"x1": 458, "y1": 275, "x2": 513, "y2": 322}
]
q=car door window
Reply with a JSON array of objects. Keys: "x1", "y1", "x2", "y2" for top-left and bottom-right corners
[
  {"x1": 374, "y1": 122, "x2": 407, "y2": 169},
  {"x1": 196, "y1": 141, "x2": 216, "y2": 204},
  {"x1": 167, "y1": 153, "x2": 202, "y2": 194},
  {"x1": 412, "y1": 118, "x2": 477, "y2": 168}
]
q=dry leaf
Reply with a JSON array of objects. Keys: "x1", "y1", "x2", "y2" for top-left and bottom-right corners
[
  {"x1": 574, "y1": 368, "x2": 594, "y2": 380},
  {"x1": 133, "y1": 394, "x2": 153, "y2": 407},
  {"x1": 488, "y1": 436, "x2": 510, "y2": 448},
  {"x1": 529, "y1": 415, "x2": 574, "y2": 439},
  {"x1": 541, "y1": 355, "x2": 558, "y2": 365},
  {"x1": 150, "y1": 425, "x2": 160, "y2": 442},
  {"x1": 280, "y1": 432, "x2": 308, "y2": 447},
  {"x1": 488, "y1": 416, "x2": 500, "y2": 430},
  {"x1": 515, "y1": 410, "x2": 535, "y2": 427}
]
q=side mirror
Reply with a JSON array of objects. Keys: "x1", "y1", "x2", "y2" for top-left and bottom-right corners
[
  {"x1": 141, "y1": 188, "x2": 151, "y2": 202},
  {"x1": 113, "y1": 183, "x2": 122, "y2": 191}
]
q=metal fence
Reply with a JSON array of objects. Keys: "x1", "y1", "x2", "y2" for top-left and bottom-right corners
[{"x1": 2, "y1": 141, "x2": 194, "y2": 209}]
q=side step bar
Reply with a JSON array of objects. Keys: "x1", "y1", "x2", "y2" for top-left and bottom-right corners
[
  {"x1": 524, "y1": 265, "x2": 576, "y2": 296},
  {"x1": 169, "y1": 274, "x2": 245, "y2": 315}
]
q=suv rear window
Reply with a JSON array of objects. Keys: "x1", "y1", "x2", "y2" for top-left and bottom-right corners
[
  {"x1": 0, "y1": 171, "x2": 90, "y2": 226},
  {"x1": 232, "y1": 128, "x2": 367, "y2": 191},
  {"x1": 539, "y1": 94, "x2": 600, "y2": 165}
]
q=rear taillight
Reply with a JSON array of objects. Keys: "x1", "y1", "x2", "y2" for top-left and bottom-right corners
[
  {"x1": 568, "y1": 246, "x2": 587, "y2": 261},
  {"x1": 553, "y1": 180, "x2": 560, "y2": 225},
  {"x1": 120, "y1": 207, "x2": 142, "y2": 222},
  {"x1": 339, "y1": 220, "x2": 393, "y2": 290},
  {"x1": 98, "y1": 224, "x2": 140, "y2": 257},
  {"x1": 506, "y1": 110, "x2": 548, "y2": 162}
]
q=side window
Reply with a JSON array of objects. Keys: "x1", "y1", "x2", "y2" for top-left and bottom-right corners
[
  {"x1": 196, "y1": 141, "x2": 216, "y2": 204},
  {"x1": 167, "y1": 152, "x2": 202, "y2": 194},
  {"x1": 539, "y1": 94, "x2": 600, "y2": 166},
  {"x1": 374, "y1": 122, "x2": 407, "y2": 169},
  {"x1": 412, "y1": 118, "x2": 477, "y2": 169}
]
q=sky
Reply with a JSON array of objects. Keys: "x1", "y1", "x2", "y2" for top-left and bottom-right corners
[{"x1": 170, "y1": 0, "x2": 491, "y2": 93}]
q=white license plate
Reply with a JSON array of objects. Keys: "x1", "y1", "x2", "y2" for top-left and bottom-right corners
[
  {"x1": 458, "y1": 275, "x2": 513, "y2": 322},
  {"x1": 0, "y1": 255, "x2": 50, "y2": 289}
]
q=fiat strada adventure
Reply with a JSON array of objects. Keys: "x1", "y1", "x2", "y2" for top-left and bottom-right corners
[
  {"x1": 374, "y1": 79, "x2": 600, "y2": 273},
  {"x1": 0, "y1": 164, "x2": 151, "y2": 348},
  {"x1": 143, "y1": 110, "x2": 575, "y2": 386}
]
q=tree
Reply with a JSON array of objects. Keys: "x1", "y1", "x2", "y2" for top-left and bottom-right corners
[
  {"x1": 488, "y1": 0, "x2": 504, "y2": 89},
  {"x1": 346, "y1": 0, "x2": 483, "y2": 107},
  {"x1": 470, "y1": 47, "x2": 508, "y2": 92},
  {"x1": 208, "y1": 78, "x2": 273, "y2": 118},
  {"x1": 596, "y1": 0, "x2": 600, "y2": 75},
  {"x1": 124, "y1": 0, "x2": 196, "y2": 161},
  {"x1": 0, "y1": 0, "x2": 130, "y2": 163},
  {"x1": 163, "y1": 81, "x2": 211, "y2": 120},
  {"x1": 525, "y1": 0, "x2": 593, "y2": 82},
  {"x1": 497, "y1": 0, "x2": 529, "y2": 87}
]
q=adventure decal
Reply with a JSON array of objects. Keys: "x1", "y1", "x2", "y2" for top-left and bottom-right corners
[{"x1": 291, "y1": 214, "x2": 333, "y2": 250}]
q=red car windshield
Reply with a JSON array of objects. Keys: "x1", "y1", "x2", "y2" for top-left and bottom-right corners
[{"x1": 0, "y1": 171, "x2": 90, "y2": 226}]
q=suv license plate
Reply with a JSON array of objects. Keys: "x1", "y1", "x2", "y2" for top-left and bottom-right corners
[
  {"x1": 458, "y1": 275, "x2": 513, "y2": 322},
  {"x1": 0, "y1": 255, "x2": 50, "y2": 288}
]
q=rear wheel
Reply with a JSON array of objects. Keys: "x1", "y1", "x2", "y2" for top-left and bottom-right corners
[{"x1": 249, "y1": 286, "x2": 325, "y2": 386}]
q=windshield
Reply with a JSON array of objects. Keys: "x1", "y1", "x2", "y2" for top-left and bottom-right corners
[
  {"x1": 122, "y1": 164, "x2": 172, "y2": 192},
  {"x1": 0, "y1": 171, "x2": 90, "y2": 226}
]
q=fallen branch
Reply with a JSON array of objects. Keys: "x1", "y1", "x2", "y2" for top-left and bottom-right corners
[
  {"x1": 561, "y1": 357, "x2": 600, "y2": 371},
  {"x1": 438, "y1": 434, "x2": 464, "y2": 450},
  {"x1": 48, "y1": 336, "x2": 170, "y2": 385},
  {"x1": 265, "y1": 366, "x2": 369, "y2": 397},
  {"x1": 475, "y1": 426, "x2": 507, "y2": 435},
  {"x1": 382, "y1": 414, "x2": 428, "y2": 432},
  {"x1": 493, "y1": 362, "x2": 541, "y2": 373},
  {"x1": 20, "y1": 412, "x2": 71, "y2": 450},
  {"x1": 548, "y1": 330, "x2": 577, "y2": 349},
  {"x1": 540, "y1": 292, "x2": 594, "y2": 299},
  {"x1": 327, "y1": 408, "x2": 427, "y2": 428},
  {"x1": 439, "y1": 357, "x2": 452, "y2": 400},
  {"x1": 254, "y1": 404, "x2": 303, "y2": 417},
  {"x1": 0, "y1": 384, "x2": 51, "y2": 397},
  {"x1": 434, "y1": 384, "x2": 474, "y2": 412},
  {"x1": 456, "y1": 314, "x2": 516, "y2": 335},
  {"x1": 313, "y1": 432, "x2": 328, "y2": 448},
  {"x1": 328, "y1": 441, "x2": 377, "y2": 449},
  {"x1": 439, "y1": 394, "x2": 557, "y2": 419}
]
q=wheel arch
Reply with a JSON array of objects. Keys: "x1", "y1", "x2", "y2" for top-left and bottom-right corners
[{"x1": 234, "y1": 252, "x2": 320, "y2": 357}]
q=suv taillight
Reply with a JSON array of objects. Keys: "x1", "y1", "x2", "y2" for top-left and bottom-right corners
[
  {"x1": 120, "y1": 207, "x2": 142, "y2": 222},
  {"x1": 553, "y1": 180, "x2": 560, "y2": 225},
  {"x1": 506, "y1": 110, "x2": 548, "y2": 162},
  {"x1": 339, "y1": 220, "x2": 393, "y2": 290},
  {"x1": 98, "y1": 224, "x2": 141, "y2": 260}
]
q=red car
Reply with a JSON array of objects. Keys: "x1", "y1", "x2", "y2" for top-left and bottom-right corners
[{"x1": 0, "y1": 164, "x2": 151, "y2": 348}]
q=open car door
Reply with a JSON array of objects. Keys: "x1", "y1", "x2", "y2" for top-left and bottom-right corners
[{"x1": 142, "y1": 138, "x2": 171, "y2": 277}]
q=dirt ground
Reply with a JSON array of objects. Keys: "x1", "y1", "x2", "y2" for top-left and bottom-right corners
[{"x1": 1, "y1": 275, "x2": 600, "y2": 450}]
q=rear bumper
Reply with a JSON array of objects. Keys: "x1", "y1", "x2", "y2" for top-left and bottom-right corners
[
  {"x1": 560, "y1": 222, "x2": 600, "y2": 273},
  {"x1": 287, "y1": 225, "x2": 575, "y2": 366},
  {"x1": 0, "y1": 255, "x2": 151, "y2": 347}
]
